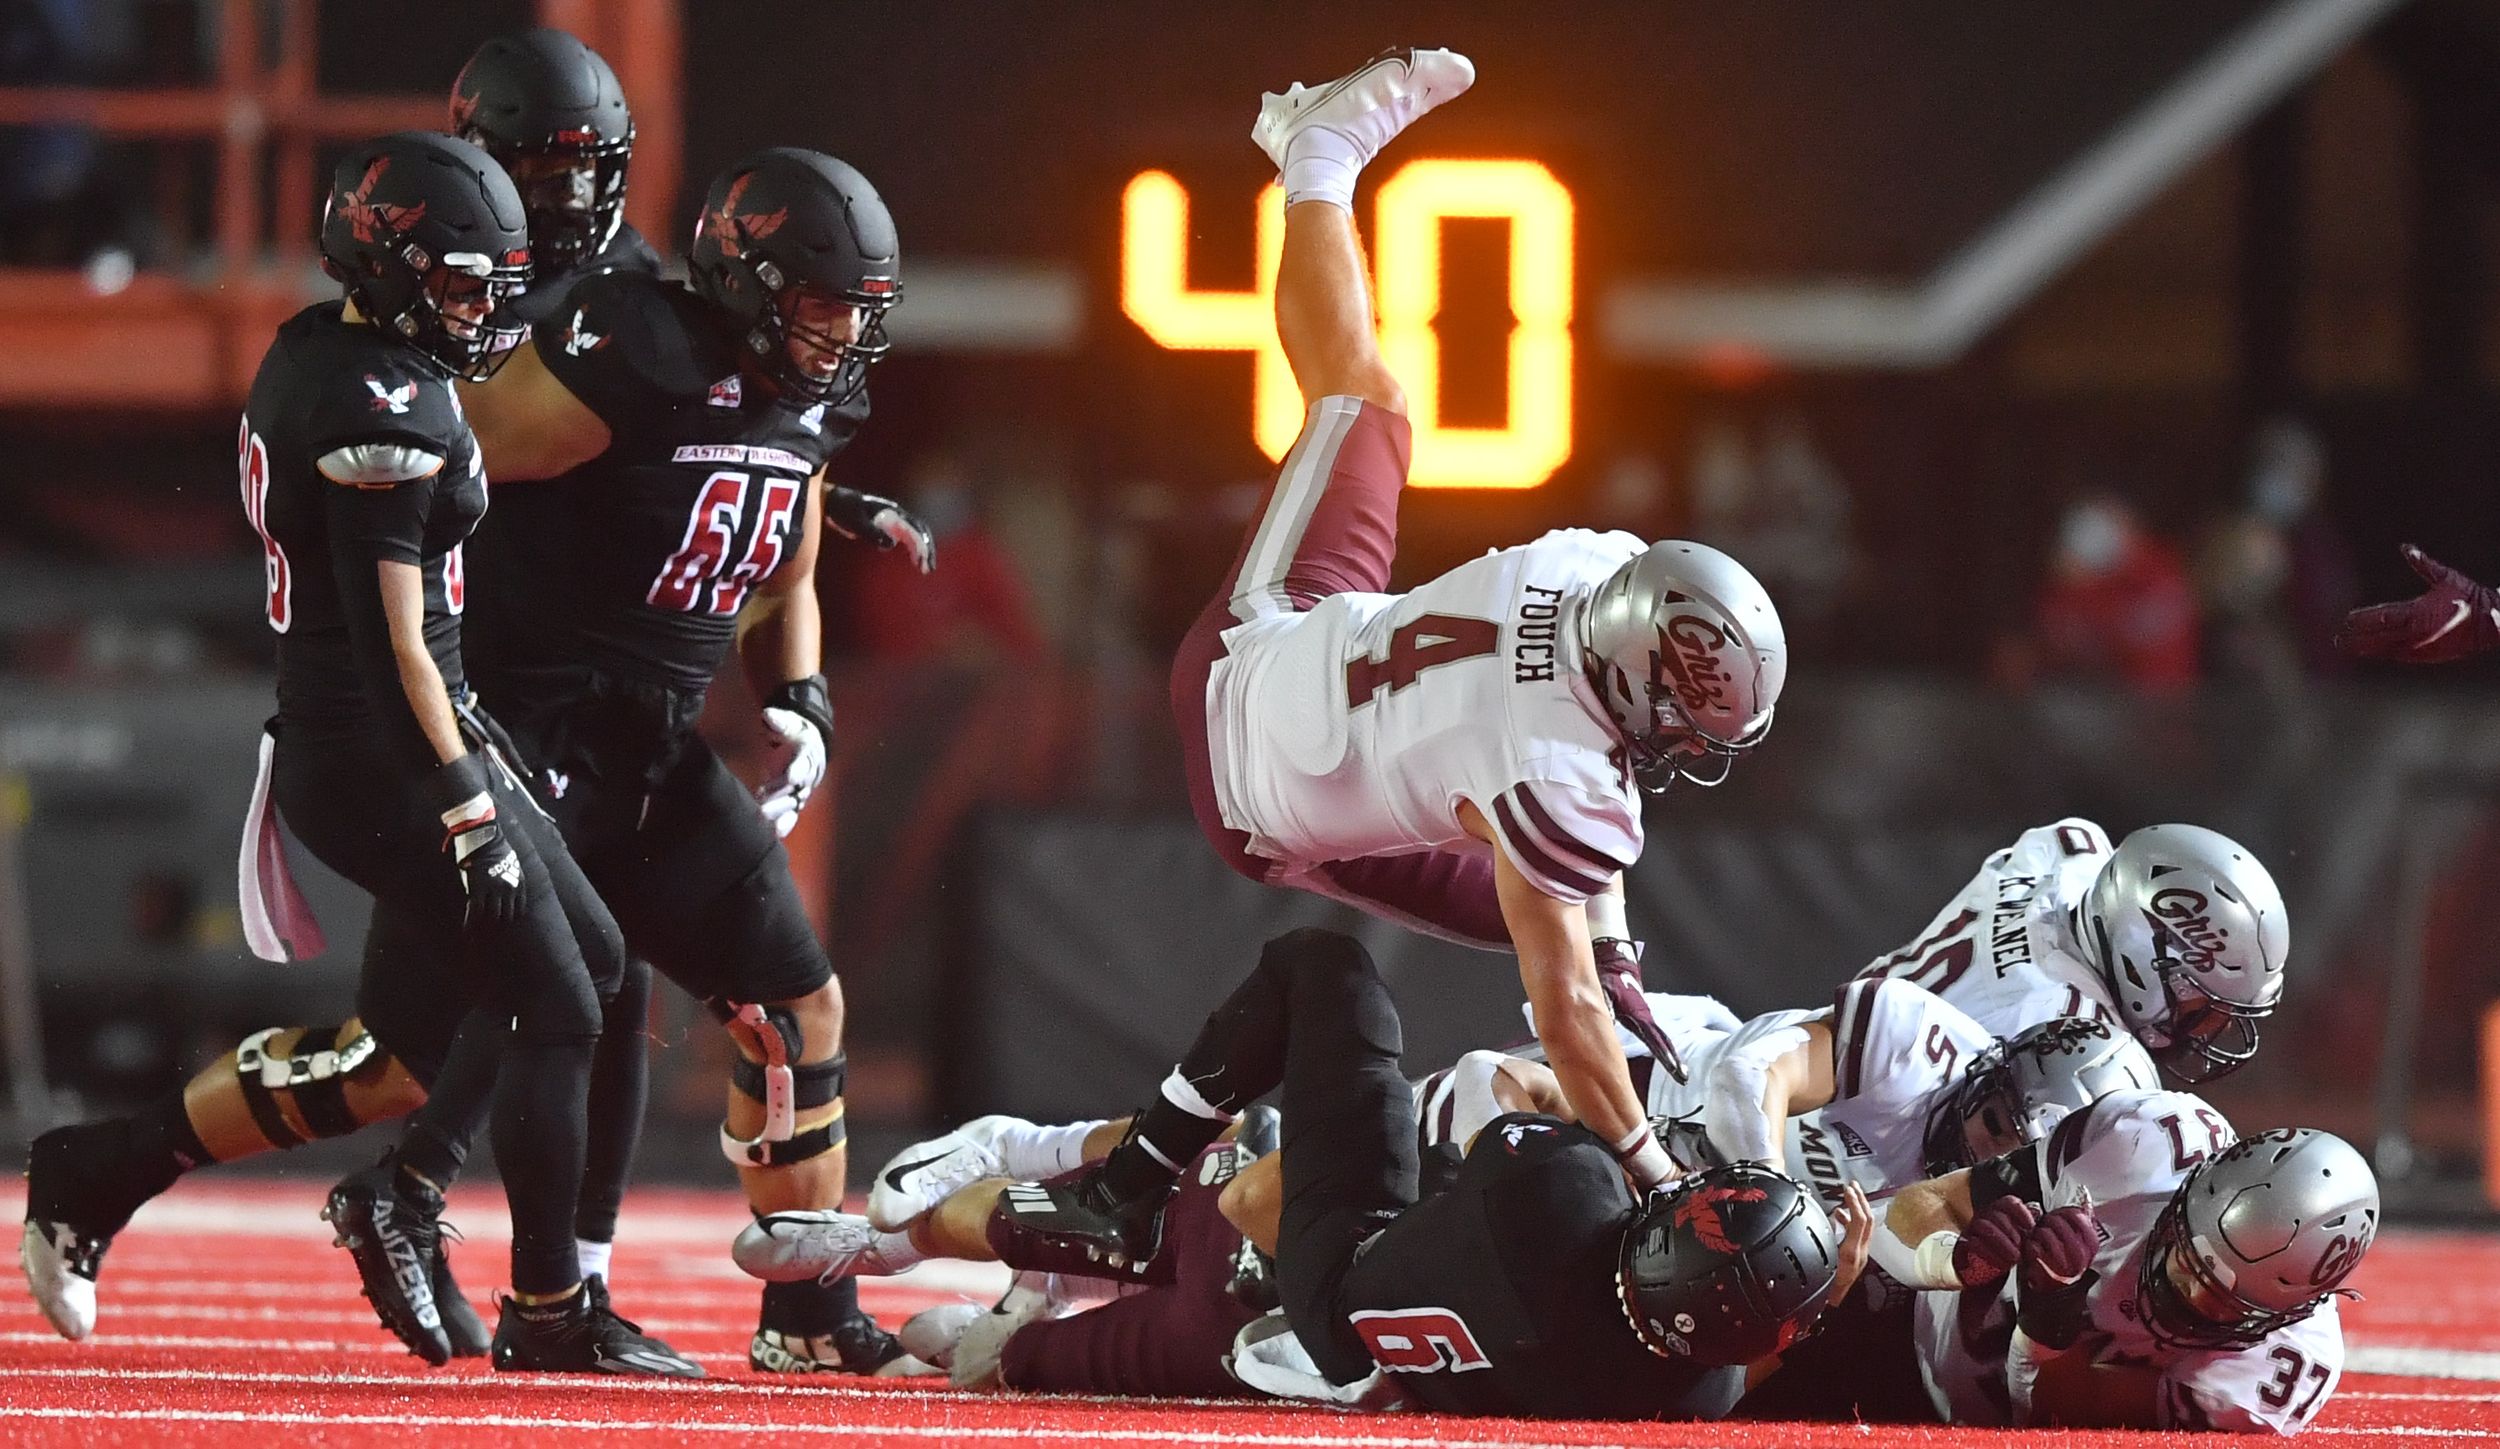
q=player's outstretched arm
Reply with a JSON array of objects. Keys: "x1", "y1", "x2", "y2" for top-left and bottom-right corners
[
  {"x1": 455, "y1": 337, "x2": 609, "y2": 482},
  {"x1": 1490, "y1": 844, "x2": 1663, "y2": 1185},
  {"x1": 2338, "y1": 544, "x2": 2500, "y2": 663},
  {"x1": 1702, "y1": 1021, "x2": 1832, "y2": 1165}
]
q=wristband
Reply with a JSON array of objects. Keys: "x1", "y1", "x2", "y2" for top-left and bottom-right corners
[
  {"x1": 1612, "y1": 1125, "x2": 1675, "y2": 1189},
  {"x1": 1912, "y1": 1230, "x2": 1965, "y2": 1291},
  {"x1": 765, "y1": 673, "x2": 835, "y2": 742}
]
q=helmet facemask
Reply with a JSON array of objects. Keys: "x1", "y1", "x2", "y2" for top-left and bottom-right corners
[
  {"x1": 2139, "y1": 1182, "x2": 2328, "y2": 1350},
  {"x1": 1921, "y1": 1041, "x2": 2025, "y2": 1176},
  {"x1": 751, "y1": 270, "x2": 897, "y2": 406},
  {"x1": 415, "y1": 248, "x2": 531, "y2": 382},
  {"x1": 2083, "y1": 907, "x2": 2270, "y2": 1085},
  {"x1": 473, "y1": 133, "x2": 631, "y2": 277},
  {"x1": 1594, "y1": 626, "x2": 1775, "y2": 794}
]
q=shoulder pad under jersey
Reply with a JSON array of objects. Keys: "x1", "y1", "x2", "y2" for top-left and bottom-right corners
[{"x1": 537, "y1": 267, "x2": 730, "y2": 420}]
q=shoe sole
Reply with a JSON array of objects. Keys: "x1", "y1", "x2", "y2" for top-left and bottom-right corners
[
  {"x1": 19, "y1": 1223, "x2": 96, "y2": 1341},
  {"x1": 321, "y1": 1190, "x2": 451, "y2": 1366},
  {"x1": 1253, "y1": 47, "x2": 1472, "y2": 166}
]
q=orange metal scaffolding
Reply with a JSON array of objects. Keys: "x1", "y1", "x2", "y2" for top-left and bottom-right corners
[{"x1": 0, "y1": 0, "x2": 680, "y2": 408}]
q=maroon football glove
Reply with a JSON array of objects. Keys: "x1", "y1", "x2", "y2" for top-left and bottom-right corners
[
  {"x1": 2018, "y1": 1203, "x2": 2101, "y2": 1296},
  {"x1": 2338, "y1": 545, "x2": 2500, "y2": 664},
  {"x1": 1953, "y1": 1194, "x2": 2039, "y2": 1290}
]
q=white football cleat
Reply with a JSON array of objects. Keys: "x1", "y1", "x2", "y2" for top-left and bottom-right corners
[
  {"x1": 1252, "y1": 47, "x2": 1477, "y2": 174},
  {"x1": 734, "y1": 1211, "x2": 920, "y2": 1284},
  {"x1": 950, "y1": 1282, "x2": 1055, "y2": 1391},
  {"x1": 866, "y1": 1116, "x2": 1018, "y2": 1232},
  {"x1": 897, "y1": 1301, "x2": 987, "y2": 1372},
  {"x1": 19, "y1": 1219, "x2": 101, "y2": 1341}
]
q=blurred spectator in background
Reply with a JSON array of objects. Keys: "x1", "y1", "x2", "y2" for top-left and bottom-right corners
[
  {"x1": 842, "y1": 451, "x2": 1046, "y2": 665},
  {"x1": 1683, "y1": 408, "x2": 1858, "y2": 653},
  {"x1": 2196, "y1": 511, "x2": 2300, "y2": 693},
  {"x1": 2021, "y1": 493, "x2": 2200, "y2": 692},
  {"x1": 2243, "y1": 417, "x2": 2358, "y2": 674}
]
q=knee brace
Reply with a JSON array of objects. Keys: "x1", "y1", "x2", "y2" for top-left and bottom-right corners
[
  {"x1": 234, "y1": 1022, "x2": 381, "y2": 1148},
  {"x1": 711, "y1": 998, "x2": 846, "y2": 1169}
]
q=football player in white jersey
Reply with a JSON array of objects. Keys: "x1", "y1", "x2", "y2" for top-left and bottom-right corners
[
  {"x1": 979, "y1": 46, "x2": 1787, "y2": 1272},
  {"x1": 1858, "y1": 820, "x2": 2289, "y2": 1084},
  {"x1": 1877, "y1": 1091, "x2": 2375, "y2": 1434}
]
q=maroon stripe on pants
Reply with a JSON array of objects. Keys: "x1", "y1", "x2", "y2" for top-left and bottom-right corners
[{"x1": 1169, "y1": 400, "x2": 1412, "y2": 888}]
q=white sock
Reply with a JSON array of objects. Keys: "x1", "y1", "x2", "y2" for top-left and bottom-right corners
[
  {"x1": 576, "y1": 1238, "x2": 613, "y2": 1284},
  {"x1": 991, "y1": 1119, "x2": 1106, "y2": 1179},
  {"x1": 1280, "y1": 127, "x2": 1364, "y2": 212}
]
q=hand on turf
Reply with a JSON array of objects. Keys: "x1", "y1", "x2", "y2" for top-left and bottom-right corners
[
  {"x1": 1954, "y1": 1194, "x2": 2040, "y2": 1290},
  {"x1": 2338, "y1": 544, "x2": 2500, "y2": 663}
]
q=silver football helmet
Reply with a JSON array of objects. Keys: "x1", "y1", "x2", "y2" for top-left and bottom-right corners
[
  {"x1": 2075, "y1": 824, "x2": 2287, "y2": 1084},
  {"x1": 1577, "y1": 540, "x2": 1786, "y2": 793},
  {"x1": 1921, "y1": 1017, "x2": 2160, "y2": 1175},
  {"x1": 2141, "y1": 1128, "x2": 2378, "y2": 1349}
]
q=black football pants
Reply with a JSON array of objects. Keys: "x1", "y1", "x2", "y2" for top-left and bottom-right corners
[{"x1": 275, "y1": 719, "x2": 622, "y2": 1295}]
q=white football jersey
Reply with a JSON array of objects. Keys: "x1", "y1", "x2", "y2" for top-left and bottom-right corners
[
  {"x1": 1207, "y1": 528, "x2": 1644, "y2": 904},
  {"x1": 1916, "y1": 1087, "x2": 2345, "y2": 1434},
  {"x1": 1785, "y1": 978, "x2": 1995, "y2": 1214},
  {"x1": 1858, "y1": 819, "x2": 2120, "y2": 1039}
]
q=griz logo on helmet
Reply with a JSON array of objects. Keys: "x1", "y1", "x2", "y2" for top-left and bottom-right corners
[
  {"x1": 2145, "y1": 888, "x2": 2232, "y2": 971},
  {"x1": 706, "y1": 172, "x2": 786, "y2": 260},
  {"x1": 338, "y1": 158, "x2": 427, "y2": 245},
  {"x1": 1673, "y1": 1181, "x2": 1769, "y2": 1255},
  {"x1": 1653, "y1": 614, "x2": 1735, "y2": 718},
  {"x1": 2311, "y1": 1229, "x2": 2371, "y2": 1289}
]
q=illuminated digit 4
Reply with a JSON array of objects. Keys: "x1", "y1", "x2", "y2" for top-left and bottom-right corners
[{"x1": 1121, "y1": 162, "x2": 1574, "y2": 490}]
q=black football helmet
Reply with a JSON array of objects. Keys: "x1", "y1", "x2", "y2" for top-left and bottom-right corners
[
  {"x1": 688, "y1": 148, "x2": 899, "y2": 406},
  {"x1": 448, "y1": 29, "x2": 632, "y2": 277},
  {"x1": 1616, "y1": 1162, "x2": 1839, "y2": 1367},
  {"x1": 318, "y1": 132, "x2": 530, "y2": 383}
]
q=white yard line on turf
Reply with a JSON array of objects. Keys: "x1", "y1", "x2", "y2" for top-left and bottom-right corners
[{"x1": 2351, "y1": 1346, "x2": 2500, "y2": 1382}]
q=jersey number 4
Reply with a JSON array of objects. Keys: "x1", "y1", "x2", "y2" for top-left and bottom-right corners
[
  {"x1": 1350, "y1": 1307, "x2": 1493, "y2": 1374},
  {"x1": 1347, "y1": 613, "x2": 1500, "y2": 706},
  {"x1": 648, "y1": 469, "x2": 803, "y2": 615}
]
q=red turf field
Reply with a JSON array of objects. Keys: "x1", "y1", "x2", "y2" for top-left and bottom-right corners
[{"x1": 1, "y1": 1179, "x2": 2494, "y2": 1447}]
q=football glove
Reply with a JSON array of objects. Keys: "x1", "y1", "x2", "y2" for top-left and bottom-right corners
[
  {"x1": 2014, "y1": 1201, "x2": 2103, "y2": 1352},
  {"x1": 825, "y1": 486, "x2": 937, "y2": 574},
  {"x1": 757, "y1": 673, "x2": 834, "y2": 839},
  {"x1": 2338, "y1": 544, "x2": 2500, "y2": 663},
  {"x1": 428, "y1": 753, "x2": 533, "y2": 927},
  {"x1": 1952, "y1": 1194, "x2": 2039, "y2": 1290}
]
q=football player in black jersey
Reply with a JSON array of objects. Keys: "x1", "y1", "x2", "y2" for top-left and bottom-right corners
[
  {"x1": 751, "y1": 929, "x2": 1869, "y2": 1417},
  {"x1": 16, "y1": 132, "x2": 696, "y2": 1377},
  {"x1": 359, "y1": 145, "x2": 934, "y2": 1377},
  {"x1": 16, "y1": 43, "x2": 706, "y2": 1376}
]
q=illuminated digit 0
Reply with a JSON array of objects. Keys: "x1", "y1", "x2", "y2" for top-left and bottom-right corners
[{"x1": 1374, "y1": 160, "x2": 1574, "y2": 489}]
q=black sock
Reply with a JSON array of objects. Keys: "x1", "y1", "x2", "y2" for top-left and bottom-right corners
[
  {"x1": 396, "y1": 1122, "x2": 465, "y2": 1193},
  {"x1": 131, "y1": 1090, "x2": 211, "y2": 1180},
  {"x1": 760, "y1": 1277, "x2": 851, "y2": 1336},
  {"x1": 1101, "y1": 1087, "x2": 1234, "y2": 1201}
]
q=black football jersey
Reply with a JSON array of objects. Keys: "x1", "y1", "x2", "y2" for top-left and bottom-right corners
[
  {"x1": 462, "y1": 267, "x2": 865, "y2": 697},
  {"x1": 512, "y1": 221, "x2": 665, "y2": 327},
  {"x1": 241, "y1": 302, "x2": 485, "y2": 766},
  {"x1": 1339, "y1": 1115, "x2": 1732, "y2": 1420}
]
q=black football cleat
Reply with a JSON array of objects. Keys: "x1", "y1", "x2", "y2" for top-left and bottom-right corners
[
  {"x1": 322, "y1": 1154, "x2": 451, "y2": 1365},
  {"x1": 985, "y1": 1168, "x2": 1173, "y2": 1283},
  {"x1": 492, "y1": 1277, "x2": 706, "y2": 1377},
  {"x1": 431, "y1": 1238, "x2": 491, "y2": 1358}
]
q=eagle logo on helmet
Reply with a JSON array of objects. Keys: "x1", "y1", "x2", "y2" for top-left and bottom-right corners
[
  {"x1": 2144, "y1": 888, "x2": 2231, "y2": 971},
  {"x1": 707, "y1": 172, "x2": 789, "y2": 260},
  {"x1": 1673, "y1": 1182, "x2": 1768, "y2": 1255},
  {"x1": 339, "y1": 157, "x2": 427, "y2": 245}
]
